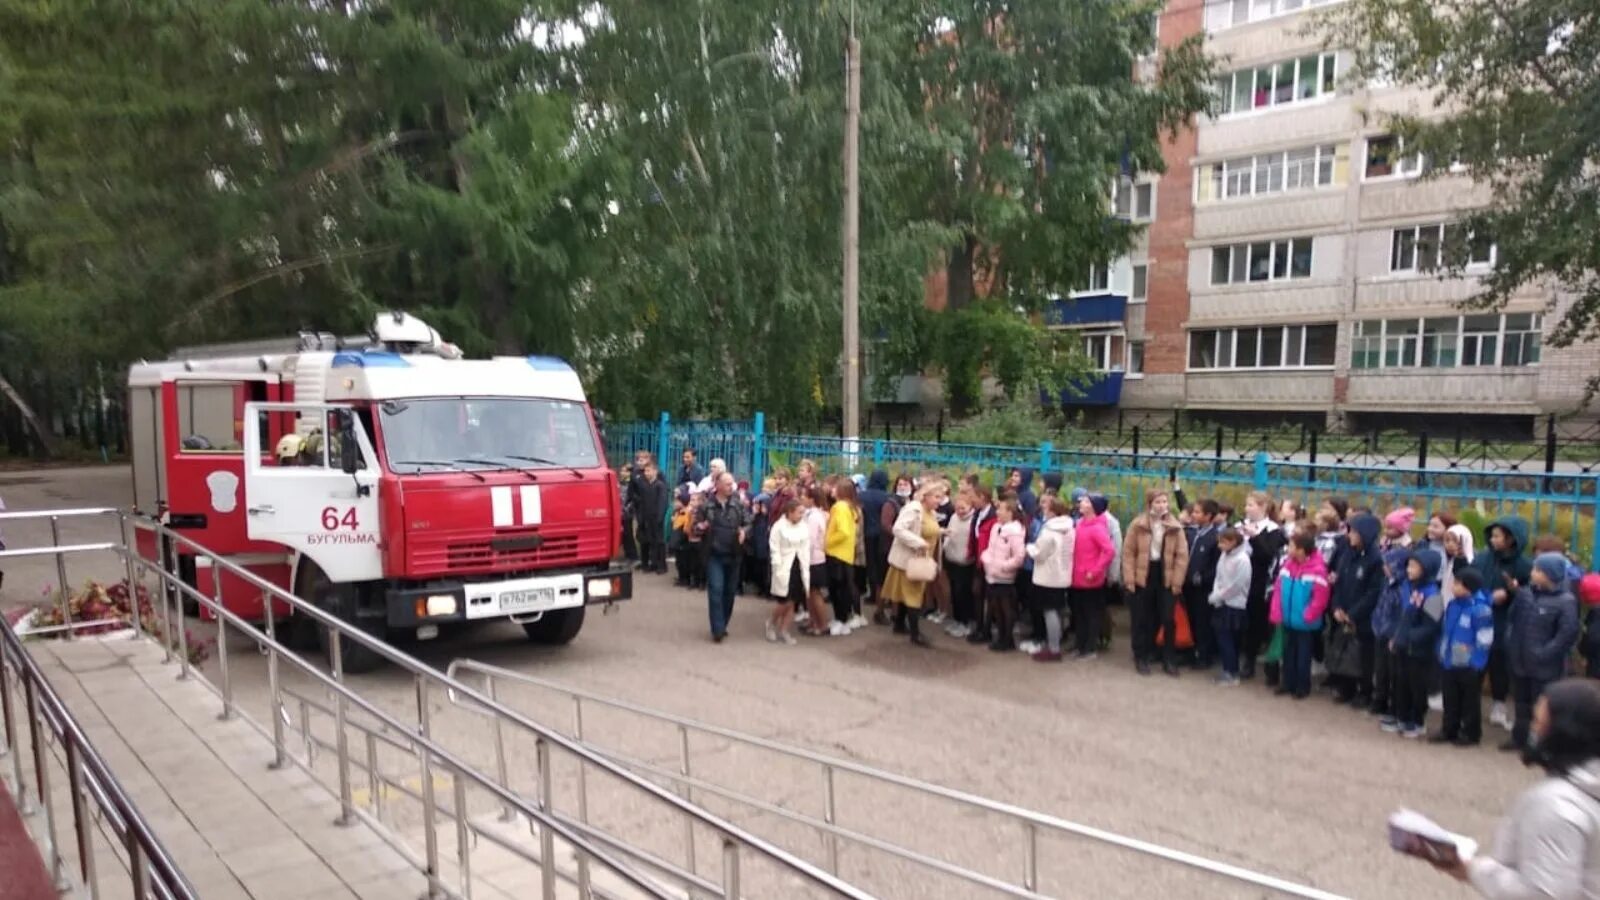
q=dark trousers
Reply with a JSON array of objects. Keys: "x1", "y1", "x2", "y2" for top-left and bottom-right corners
[
  {"x1": 1395, "y1": 655, "x2": 1431, "y2": 728},
  {"x1": 826, "y1": 558, "x2": 857, "y2": 624},
  {"x1": 1282, "y1": 629, "x2": 1315, "y2": 697},
  {"x1": 947, "y1": 562, "x2": 977, "y2": 624},
  {"x1": 1019, "y1": 569, "x2": 1044, "y2": 639},
  {"x1": 1373, "y1": 645, "x2": 1398, "y2": 716},
  {"x1": 705, "y1": 553, "x2": 738, "y2": 637},
  {"x1": 1242, "y1": 590, "x2": 1270, "y2": 663},
  {"x1": 1131, "y1": 562, "x2": 1177, "y2": 666},
  {"x1": 1213, "y1": 606, "x2": 1245, "y2": 676},
  {"x1": 865, "y1": 535, "x2": 887, "y2": 602},
  {"x1": 1334, "y1": 631, "x2": 1378, "y2": 701},
  {"x1": 1185, "y1": 584, "x2": 1215, "y2": 665},
  {"x1": 638, "y1": 520, "x2": 666, "y2": 572},
  {"x1": 621, "y1": 514, "x2": 638, "y2": 560},
  {"x1": 1070, "y1": 586, "x2": 1105, "y2": 655},
  {"x1": 1513, "y1": 675, "x2": 1552, "y2": 749},
  {"x1": 1488, "y1": 607, "x2": 1511, "y2": 702},
  {"x1": 1440, "y1": 668, "x2": 1484, "y2": 742}
]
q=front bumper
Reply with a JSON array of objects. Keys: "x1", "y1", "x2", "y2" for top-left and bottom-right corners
[{"x1": 385, "y1": 565, "x2": 632, "y2": 627}]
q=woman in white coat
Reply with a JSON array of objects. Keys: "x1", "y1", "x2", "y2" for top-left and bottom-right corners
[
  {"x1": 1026, "y1": 495, "x2": 1076, "y2": 662},
  {"x1": 884, "y1": 478, "x2": 950, "y2": 647},
  {"x1": 767, "y1": 499, "x2": 809, "y2": 645}
]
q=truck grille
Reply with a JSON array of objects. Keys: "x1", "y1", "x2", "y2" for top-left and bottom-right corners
[{"x1": 410, "y1": 528, "x2": 602, "y2": 576}]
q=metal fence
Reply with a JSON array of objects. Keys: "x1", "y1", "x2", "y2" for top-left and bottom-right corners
[{"x1": 605, "y1": 416, "x2": 1600, "y2": 569}]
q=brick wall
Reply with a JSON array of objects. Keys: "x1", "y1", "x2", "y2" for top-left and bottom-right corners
[{"x1": 1143, "y1": 0, "x2": 1203, "y2": 378}]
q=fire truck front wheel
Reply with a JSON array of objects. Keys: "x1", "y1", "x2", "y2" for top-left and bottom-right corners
[
  {"x1": 302, "y1": 565, "x2": 389, "y2": 674},
  {"x1": 522, "y1": 607, "x2": 585, "y2": 645}
]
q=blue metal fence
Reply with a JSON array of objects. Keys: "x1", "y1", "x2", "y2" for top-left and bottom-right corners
[{"x1": 605, "y1": 415, "x2": 1600, "y2": 568}]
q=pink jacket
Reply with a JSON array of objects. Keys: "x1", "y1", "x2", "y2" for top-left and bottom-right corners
[
  {"x1": 1072, "y1": 513, "x2": 1115, "y2": 588},
  {"x1": 981, "y1": 520, "x2": 1026, "y2": 585},
  {"x1": 1269, "y1": 552, "x2": 1331, "y2": 629}
]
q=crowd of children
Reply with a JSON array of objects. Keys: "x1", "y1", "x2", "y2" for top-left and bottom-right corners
[{"x1": 621, "y1": 449, "x2": 1600, "y2": 752}]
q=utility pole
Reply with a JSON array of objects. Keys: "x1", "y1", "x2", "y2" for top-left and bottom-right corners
[{"x1": 842, "y1": 2, "x2": 862, "y2": 442}]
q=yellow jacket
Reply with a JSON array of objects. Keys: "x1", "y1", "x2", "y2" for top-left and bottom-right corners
[{"x1": 825, "y1": 502, "x2": 857, "y2": 564}]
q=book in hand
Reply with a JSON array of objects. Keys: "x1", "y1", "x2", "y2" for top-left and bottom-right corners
[{"x1": 1388, "y1": 808, "x2": 1478, "y2": 865}]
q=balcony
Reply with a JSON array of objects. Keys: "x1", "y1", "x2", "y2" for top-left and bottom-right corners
[
  {"x1": 1043, "y1": 371, "x2": 1125, "y2": 407},
  {"x1": 1046, "y1": 292, "x2": 1127, "y2": 328}
]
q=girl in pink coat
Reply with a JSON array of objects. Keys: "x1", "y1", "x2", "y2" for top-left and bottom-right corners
[
  {"x1": 1069, "y1": 493, "x2": 1116, "y2": 659},
  {"x1": 980, "y1": 498, "x2": 1027, "y2": 651}
]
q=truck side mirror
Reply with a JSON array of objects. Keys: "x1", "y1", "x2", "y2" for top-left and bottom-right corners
[{"x1": 335, "y1": 410, "x2": 360, "y2": 475}]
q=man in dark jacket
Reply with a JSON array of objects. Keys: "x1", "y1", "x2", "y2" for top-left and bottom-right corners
[
  {"x1": 1182, "y1": 499, "x2": 1222, "y2": 668},
  {"x1": 696, "y1": 473, "x2": 750, "y2": 641},
  {"x1": 1331, "y1": 513, "x2": 1385, "y2": 705},
  {"x1": 1479, "y1": 516, "x2": 1534, "y2": 733},
  {"x1": 634, "y1": 461, "x2": 670, "y2": 574},
  {"x1": 678, "y1": 448, "x2": 707, "y2": 491},
  {"x1": 1503, "y1": 552, "x2": 1581, "y2": 752},
  {"x1": 859, "y1": 470, "x2": 891, "y2": 604}
]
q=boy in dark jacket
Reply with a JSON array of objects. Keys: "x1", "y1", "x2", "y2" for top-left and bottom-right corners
[
  {"x1": 745, "y1": 494, "x2": 772, "y2": 595},
  {"x1": 1579, "y1": 573, "x2": 1600, "y2": 679},
  {"x1": 1389, "y1": 549, "x2": 1445, "y2": 739},
  {"x1": 1502, "y1": 552, "x2": 1580, "y2": 752},
  {"x1": 1372, "y1": 547, "x2": 1411, "y2": 721},
  {"x1": 1430, "y1": 567, "x2": 1494, "y2": 746},
  {"x1": 1183, "y1": 499, "x2": 1222, "y2": 669},
  {"x1": 635, "y1": 462, "x2": 670, "y2": 574},
  {"x1": 1477, "y1": 517, "x2": 1533, "y2": 733},
  {"x1": 858, "y1": 471, "x2": 890, "y2": 604},
  {"x1": 1332, "y1": 514, "x2": 1385, "y2": 705}
]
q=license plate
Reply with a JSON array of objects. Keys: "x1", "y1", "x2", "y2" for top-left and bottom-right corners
[{"x1": 502, "y1": 588, "x2": 555, "y2": 612}]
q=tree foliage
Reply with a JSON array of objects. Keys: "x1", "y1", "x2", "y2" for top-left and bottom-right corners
[
  {"x1": 1326, "y1": 0, "x2": 1600, "y2": 361},
  {"x1": 0, "y1": 0, "x2": 1215, "y2": 437}
]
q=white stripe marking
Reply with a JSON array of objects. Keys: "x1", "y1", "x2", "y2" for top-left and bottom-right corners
[
  {"x1": 519, "y1": 485, "x2": 542, "y2": 526},
  {"x1": 491, "y1": 486, "x2": 514, "y2": 527}
]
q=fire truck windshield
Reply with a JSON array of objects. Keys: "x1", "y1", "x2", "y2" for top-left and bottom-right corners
[{"x1": 378, "y1": 397, "x2": 601, "y2": 474}]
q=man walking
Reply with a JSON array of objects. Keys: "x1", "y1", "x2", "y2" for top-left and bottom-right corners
[{"x1": 697, "y1": 472, "x2": 750, "y2": 641}]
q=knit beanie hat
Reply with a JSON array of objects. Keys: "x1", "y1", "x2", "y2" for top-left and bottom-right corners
[
  {"x1": 1534, "y1": 552, "x2": 1570, "y2": 588},
  {"x1": 1042, "y1": 473, "x2": 1063, "y2": 493},
  {"x1": 1070, "y1": 487, "x2": 1088, "y2": 504},
  {"x1": 1384, "y1": 506, "x2": 1416, "y2": 535},
  {"x1": 1579, "y1": 573, "x2": 1600, "y2": 606},
  {"x1": 1089, "y1": 493, "x2": 1109, "y2": 516},
  {"x1": 1455, "y1": 567, "x2": 1485, "y2": 594}
]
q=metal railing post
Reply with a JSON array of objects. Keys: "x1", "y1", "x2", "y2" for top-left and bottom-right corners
[
  {"x1": 1023, "y1": 822, "x2": 1038, "y2": 892},
  {"x1": 488, "y1": 678, "x2": 513, "y2": 822},
  {"x1": 453, "y1": 771, "x2": 472, "y2": 899},
  {"x1": 24, "y1": 680, "x2": 67, "y2": 889},
  {"x1": 330, "y1": 634, "x2": 353, "y2": 826},
  {"x1": 173, "y1": 569, "x2": 191, "y2": 680},
  {"x1": 0, "y1": 661, "x2": 27, "y2": 814},
  {"x1": 158, "y1": 538, "x2": 174, "y2": 664},
  {"x1": 125, "y1": 831, "x2": 148, "y2": 900},
  {"x1": 573, "y1": 695, "x2": 592, "y2": 899},
  {"x1": 721, "y1": 840, "x2": 741, "y2": 900},
  {"x1": 50, "y1": 516, "x2": 73, "y2": 637},
  {"x1": 416, "y1": 674, "x2": 443, "y2": 899},
  {"x1": 119, "y1": 515, "x2": 141, "y2": 637},
  {"x1": 214, "y1": 579, "x2": 232, "y2": 720},
  {"x1": 364, "y1": 732, "x2": 382, "y2": 818},
  {"x1": 65, "y1": 740, "x2": 100, "y2": 898},
  {"x1": 822, "y1": 764, "x2": 839, "y2": 875},
  {"x1": 537, "y1": 738, "x2": 556, "y2": 900},
  {"x1": 262, "y1": 582, "x2": 286, "y2": 770},
  {"x1": 678, "y1": 724, "x2": 696, "y2": 877}
]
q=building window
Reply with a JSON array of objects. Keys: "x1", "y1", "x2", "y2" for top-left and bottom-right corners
[
  {"x1": 1083, "y1": 332, "x2": 1126, "y2": 371},
  {"x1": 1078, "y1": 265, "x2": 1111, "y2": 293},
  {"x1": 1211, "y1": 237, "x2": 1314, "y2": 285},
  {"x1": 1195, "y1": 144, "x2": 1345, "y2": 203},
  {"x1": 1206, "y1": 0, "x2": 1344, "y2": 33},
  {"x1": 1128, "y1": 341, "x2": 1145, "y2": 375},
  {"x1": 1131, "y1": 264, "x2": 1148, "y2": 302},
  {"x1": 1391, "y1": 222, "x2": 1496, "y2": 274},
  {"x1": 1115, "y1": 179, "x2": 1155, "y2": 221},
  {"x1": 1187, "y1": 324, "x2": 1337, "y2": 370},
  {"x1": 1364, "y1": 135, "x2": 1426, "y2": 179},
  {"x1": 1348, "y1": 315, "x2": 1541, "y2": 369},
  {"x1": 1213, "y1": 52, "x2": 1338, "y2": 116}
]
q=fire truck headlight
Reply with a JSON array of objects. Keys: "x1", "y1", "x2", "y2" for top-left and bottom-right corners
[
  {"x1": 588, "y1": 578, "x2": 613, "y2": 599},
  {"x1": 423, "y1": 594, "x2": 458, "y2": 617}
]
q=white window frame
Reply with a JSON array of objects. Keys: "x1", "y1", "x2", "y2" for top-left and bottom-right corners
[
  {"x1": 1130, "y1": 262, "x2": 1148, "y2": 303},
  {"x1": 1073, "y1": 264, "x2": 1111, "y2": 295},
  {"x1": 1207, "y1": 0, "x2": 1346, "y2": 33},
  {"x1": 1210, "y1": 237, "x2": 1314, "y2": 286},
  {"x1": 1081, "y1": 331, "x2": 1127, "y2": 372},
  {"x1": 1114, "y1": 178, "x2": 1156, "y2": 222},
  {"x1": 1213, "y1": 52, "x2": 1339, "y2": 119},
  {"x1": 1185, "y1": 323, "x2": 1337, "y2": 371},
  {"x1": 1347, "y1": 315, "x2": 1542, "y2": 370},
  {"x1": 1127, "y1": 340, "x2": 1145, "y2": 378},
  {"x1": 1363, "y1": 134, "x2": 1427, "y2": 181},
  {"x1": 1388, "y1": 222, "x2": 1497, "y2": 276},
  {"x1": 1194, "y1": 144, "x2": 1341, "y2": 204}
]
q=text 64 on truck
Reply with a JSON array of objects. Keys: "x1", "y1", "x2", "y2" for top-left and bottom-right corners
[{"x1": 126, "y1": 311, "x2": 632, "y2": 671}]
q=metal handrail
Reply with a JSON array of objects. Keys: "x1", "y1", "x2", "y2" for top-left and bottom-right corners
[
  {"x1": 137, "y1": 516, "x2": 870, "y2": 899},
  {"x1": 445, "y1": 660, "x2": 1350, "y2": 900},
  {"x1": 1, "y1": 613, "x2": 199, "y2": 900}
]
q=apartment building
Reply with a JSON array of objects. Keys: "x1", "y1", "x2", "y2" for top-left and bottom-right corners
[{"x1": 1040, "y1": 0, "x2": 1599, "y2": 437}]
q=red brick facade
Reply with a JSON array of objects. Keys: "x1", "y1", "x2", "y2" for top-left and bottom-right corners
[{"x1": 1144, "y1": 0, "x2": 1203, "y2": 377}]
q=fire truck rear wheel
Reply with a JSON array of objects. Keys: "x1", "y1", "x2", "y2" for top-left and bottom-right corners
[
  {"x1": 301, "y1": 565, "x2": 388, "y2": 673},
  {"x1": 522, "y1": 607, "x2": 585, "y2": 645}
]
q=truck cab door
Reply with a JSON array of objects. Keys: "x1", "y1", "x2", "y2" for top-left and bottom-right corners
[{"x1": 243, "y1": 402, "x2": 383, "y2": 583}]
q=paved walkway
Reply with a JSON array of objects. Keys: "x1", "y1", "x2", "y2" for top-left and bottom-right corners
[{"x1": 14, "y1": 635, "x2": 427, "y2": 900}]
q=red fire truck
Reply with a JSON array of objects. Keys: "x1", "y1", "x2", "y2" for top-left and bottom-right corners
[{"x1": 127, "y1": 312, "x2": 631, "y2": 671}]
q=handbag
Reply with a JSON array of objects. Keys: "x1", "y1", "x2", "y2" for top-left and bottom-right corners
[
  {"x1": 1263, "y1": 625, "x2": 1284, "y2": 664},
  {"x1": 1157, "y1": 601, "x2": 1195, "y2": 650},
  {"x1": 1325, "y1": 624, "x2": 1363, "y2": 679},
  {"x1": 906, "y1": 553, "x2": 939, "y2": 583}
]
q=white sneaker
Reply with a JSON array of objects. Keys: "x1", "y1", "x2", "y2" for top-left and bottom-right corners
[
  {"x1": 1017, "y1": 640, "x2": 1042, "y2": 655},
  {"x1": 765, "y1": 622, "x2": 778, "y2": 643},
  {"x1": 1491, "y1": 702, "x2": 1512, "y2": 731},
  {"x1": 943, "y1": 620, "x2": 964, "y2": 636},
  {"x1": 1428, "y1": 693, "x2": 1444, "y2": 713},
  {"x1": 828, "y1": 620, "x2": 849, "y2": 637},
  {"x1": 926, "y1": 611, "x2": 946, "y2": 624},
  {"x1": 795, "y1": 610, "x2": 810, "y2": 626},
  {"x1": 780, "y1": 630, "x2": 798, "y2": 646},
  {"x1": 847, "y1": 614, "x2": 869, "y2": 630},
  {"x1": 949, "y1": 623, "x2": 970, "y2": 638}
]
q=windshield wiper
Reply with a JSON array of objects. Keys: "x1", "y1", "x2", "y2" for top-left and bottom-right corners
[
  {"x1": 391, "y1": 459, "x2": 486, "y2": 482},
  {"x1": 502, "y1": 454, "x2": 585, "y2": 479}
]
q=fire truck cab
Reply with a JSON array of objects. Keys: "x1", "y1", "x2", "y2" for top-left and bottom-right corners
[{"x1": 127, "y1": 312, "x2": 631, "y2": 671}]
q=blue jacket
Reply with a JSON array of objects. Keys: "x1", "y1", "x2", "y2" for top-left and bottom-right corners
[
  {"x1": 1023, "y1": 516, "x2": 1042, "y2": 572},
  {"x1": 1394, "y1": 549, "x2": 1445, "y2": 660},
  {"x1": 859, "y1": 470, "x2": 890, "y2": 540},
  {"x1": 1437, "y1": 588, "x2": 1494, "y2": 671},
  {"x1": 1332, "y1": 514, "x2": 1384, "y2": 634},
  {"x1": 1014, "y1": 466, "x2": 1038, "y2": 521},
  {"x1": 1372, "y1": 548, "x2": 1411, "y2": 641}
]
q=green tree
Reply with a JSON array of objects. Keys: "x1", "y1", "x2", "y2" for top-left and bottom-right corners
[{"x1": 1326, "y1": 0, "x2": 1600, "y2": 371}]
